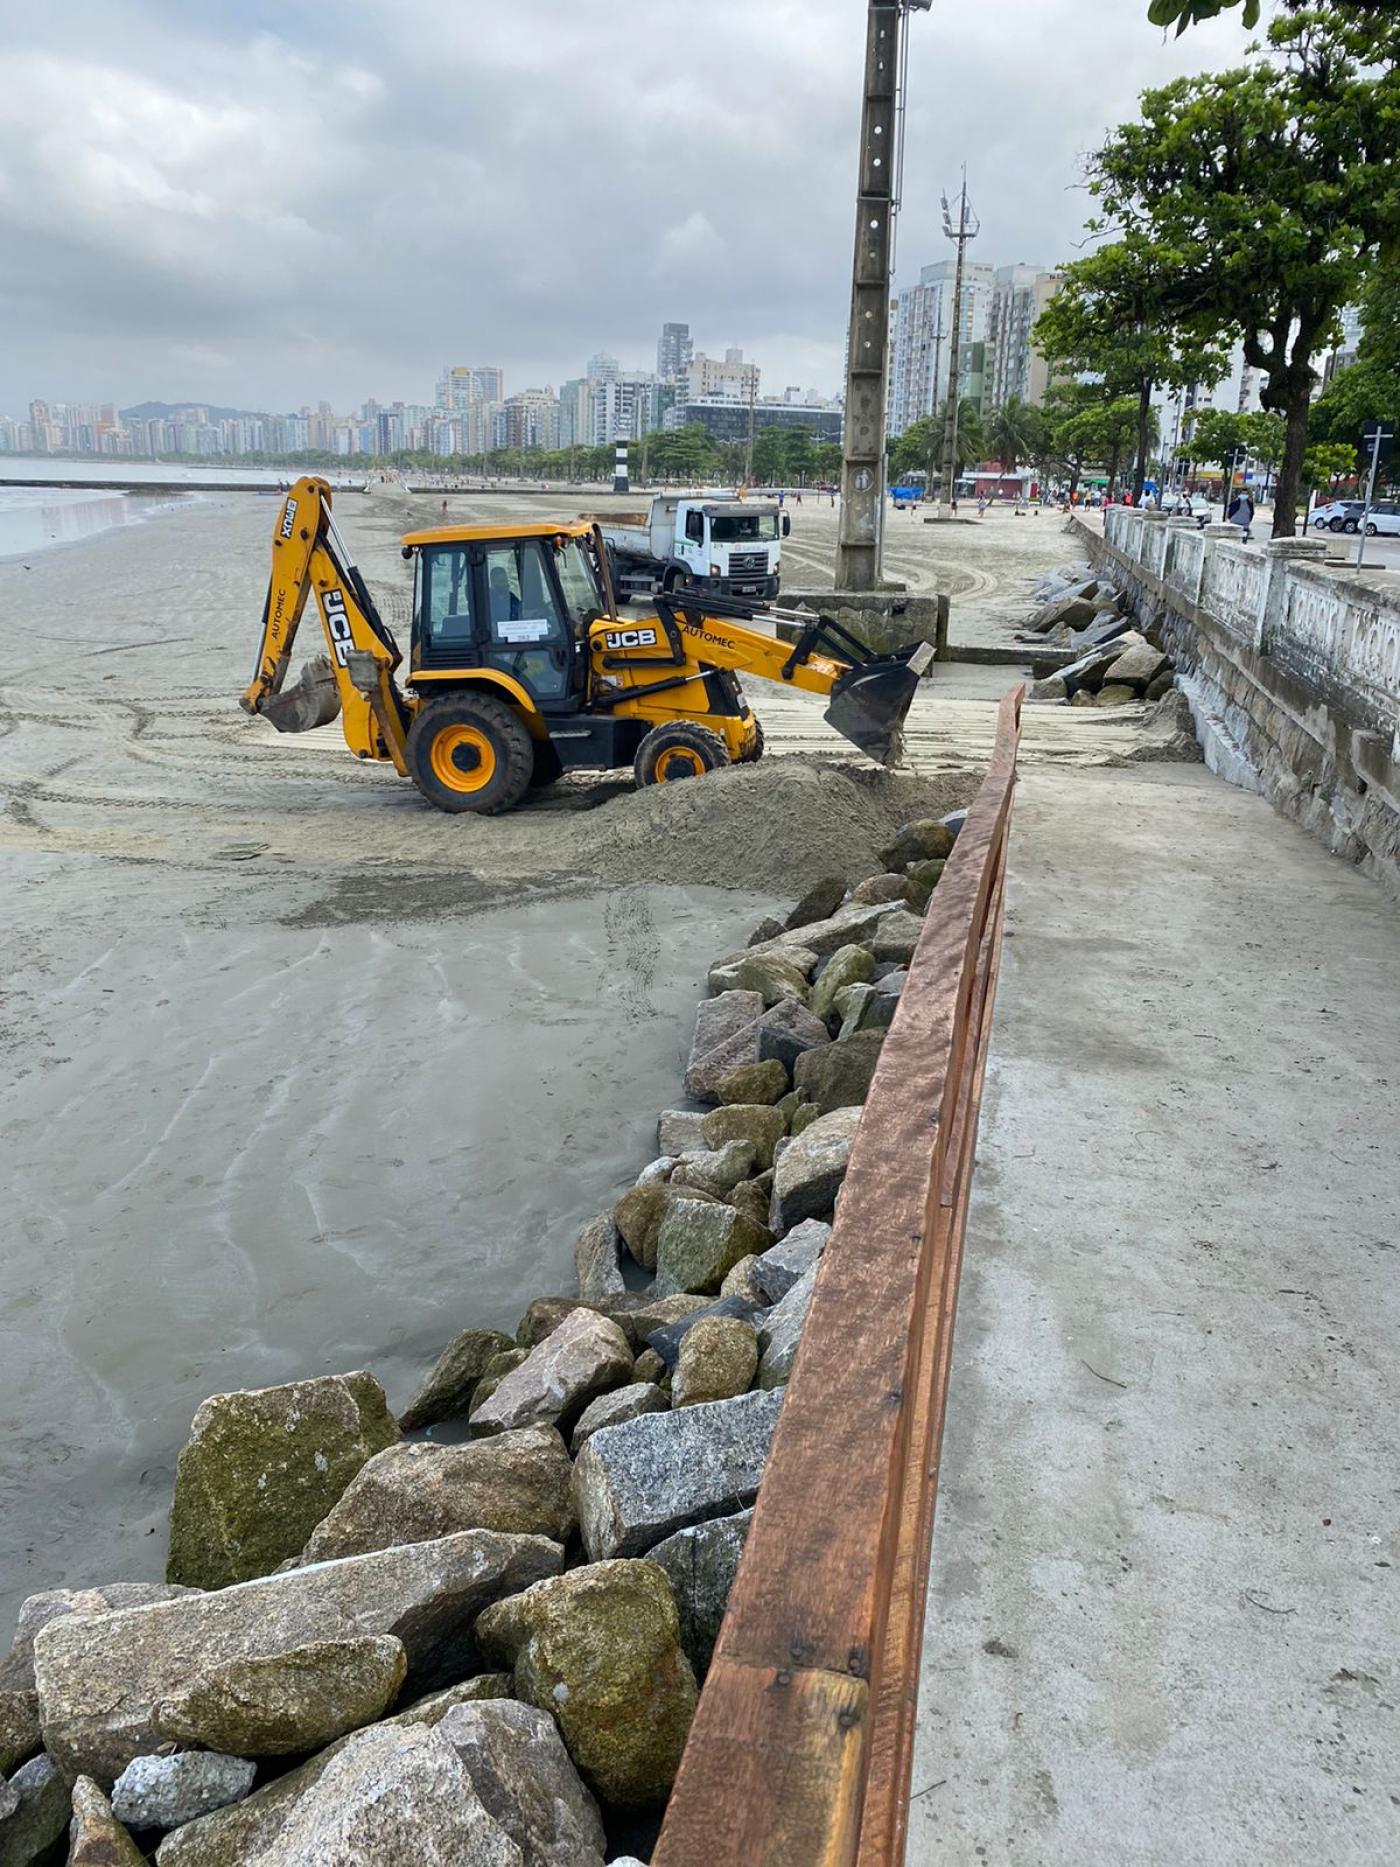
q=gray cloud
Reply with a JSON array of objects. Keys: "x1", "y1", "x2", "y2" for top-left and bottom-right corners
[{"x1": 0, "y1": 0, "x2": 1254, "y2": 414}]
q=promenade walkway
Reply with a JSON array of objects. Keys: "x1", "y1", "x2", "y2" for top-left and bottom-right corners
[{"x1": 906, "y1": 747, "x2": 1400, "y2": 1864}]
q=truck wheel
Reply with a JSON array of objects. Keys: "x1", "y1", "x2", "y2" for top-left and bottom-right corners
[
  {"x1": 741, "y1": 716, "x2": 765, "y2": 763},
  {"x1": 406, "y1": 693, "x2": 534, "y2": 815},
  {"x1": 634, "y1": 722, "x2": 730, "y2": 787}
]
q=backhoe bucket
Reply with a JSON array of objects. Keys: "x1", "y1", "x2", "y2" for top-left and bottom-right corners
[
  {"x1": 823, "y1": 641, "x2": 934, "y2": 765},
  {"x1": 258, "y1": 656, "x2": 342, "y2": 734}
]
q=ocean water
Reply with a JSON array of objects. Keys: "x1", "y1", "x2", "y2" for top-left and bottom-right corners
[{"x1": 0, "y1": 485, "x2": 172, "y2": 560}]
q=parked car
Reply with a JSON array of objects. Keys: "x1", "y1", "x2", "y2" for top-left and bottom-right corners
[
  {"x1": 1364, "y1": 500, "x2": 1400, "y2": 537},
  {"x1": 1310, "y1": 499, "x2": 1366, "y2": 532}
]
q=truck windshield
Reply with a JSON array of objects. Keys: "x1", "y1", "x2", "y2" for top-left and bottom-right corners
[{"x1": 709, "y1": 513, "x2": 779, "y2": 542}]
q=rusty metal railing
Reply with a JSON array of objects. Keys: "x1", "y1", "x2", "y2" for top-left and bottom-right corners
[{"x1": 654, "y1": 684, "x2": 1023, "y2": 1867}]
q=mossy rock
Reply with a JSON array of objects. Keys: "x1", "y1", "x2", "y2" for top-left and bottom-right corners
[
  {"x1": 714, "y1": 1059, "x2": 789, "y2": 1105},
  {"x1": 476, "y1": 1561, "x2": 697, "y2": 1807},
  {"x1": 166, "y1": 1372, "x2": 400, "y2": 1590}
]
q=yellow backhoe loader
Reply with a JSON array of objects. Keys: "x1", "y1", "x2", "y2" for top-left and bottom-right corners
[{"x1": 241, "y1": 476, "x2": 932, "y2": 814}]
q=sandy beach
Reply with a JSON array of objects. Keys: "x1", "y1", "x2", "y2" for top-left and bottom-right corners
[{"x1": 0, "y1": 482, "x2": 1055, "y2": 1625}]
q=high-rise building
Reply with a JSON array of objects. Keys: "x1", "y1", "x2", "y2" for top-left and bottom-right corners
[
  {"x1": 503, "y1": 388, "x2": 559, "y2": 451},
  {"x1": 986, "y1": 265, "x2": 1061, "y2": 409},
  {"x1": 557, "y1": 378, "x2": 592, "y2": 450},
  {"x1": 657, "y1": 322, "x2": 693, "y2": 384},
  {"x1": 683, "y1": 351, "x2": 759, "y2": 405},
  {"x1": 886, "y1": 260, "x2": 995, "y2": 436},
  {"x1": 586, "y1": 352, "x2": 620, "y2": 383},
  {"x1": 471, "y1": 367, "x2": 504, "y2": 404},
  {"x1": 590, "y1": 373, "x2": 657, "y2": 445}
]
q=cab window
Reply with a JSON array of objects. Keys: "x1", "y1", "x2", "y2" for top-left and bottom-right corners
[
  {"x1": 684, "y1": 509, "x2": 705, "y2": 544},
  {"x1": 553, "y1": 538, "x2": 602, "y2": 626},
  {"x1": 421, "y1": 547, "x2": 474, "y2": 644}
]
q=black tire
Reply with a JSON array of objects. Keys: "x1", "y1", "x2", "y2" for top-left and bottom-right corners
[
  {"x1": 1343, "y1": 517, "x2": 1359, "y2": 534},
  {"x1": 634, "y1": 721, "x2": 730, "y2": 788},
  {"x1": 406, "y1": 691, "x2": 534, "y2": 815},
  {"x1": 1366, "y1": 522, "x2": 1379, "y2": 537},
  {"x1": 1329, "y1": 517, "x2": 1345, "y2": 532},
  {"x1": 744, "y1": 715, "x2": 766, "y2": 763}
]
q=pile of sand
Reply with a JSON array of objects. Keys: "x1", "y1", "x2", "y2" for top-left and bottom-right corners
[{"x1": 568, "y1": 755, "x2": 979, "y2": 895}]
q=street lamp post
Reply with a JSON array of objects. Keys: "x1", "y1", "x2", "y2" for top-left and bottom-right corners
[{"x1": 936, "y1": 168, "x2": 979, "y2": 522}]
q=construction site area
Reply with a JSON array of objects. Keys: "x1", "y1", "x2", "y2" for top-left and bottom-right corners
[{"x1": 1, "y1": 472, "x2": 1397, "y2": 1863}]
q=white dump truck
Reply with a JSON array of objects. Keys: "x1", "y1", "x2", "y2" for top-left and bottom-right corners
[{"x1": 599, "y1": 493, "x2": 789, "y2": 603}]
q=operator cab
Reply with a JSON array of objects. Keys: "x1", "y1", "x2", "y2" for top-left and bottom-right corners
[{"x1": 405, "y1": 523, "x2": 606, "y2": 708}]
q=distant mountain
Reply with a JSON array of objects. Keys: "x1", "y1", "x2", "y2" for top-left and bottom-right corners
[{"x1": 120, "y1": 400, "x2": 257, "y2": 422}]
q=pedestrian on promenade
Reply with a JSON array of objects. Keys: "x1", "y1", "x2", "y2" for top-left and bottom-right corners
[{"x1": 1227, "y1": 490, "x2": 1255, "y2": 542}]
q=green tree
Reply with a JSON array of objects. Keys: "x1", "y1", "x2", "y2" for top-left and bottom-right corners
[
  {"x1": 1148, "y1": 0, "x2": 1391, "y2": 32},
  {"x1": 1042, "y1": 384, "x2": 1146, "y2": 495},
  {"x1": 1089, "y1": 11, "x2": 1400, "y2": 533},
  {"x1": 985, "y1": 395, "x2": 1046, "y2": 474},
  {"x1": 1034, "y1": 237, "x2": 1227, "y2": 502},
  {"x1": 1302, "y1": 440, "x2": 1359, "y2": 493}
]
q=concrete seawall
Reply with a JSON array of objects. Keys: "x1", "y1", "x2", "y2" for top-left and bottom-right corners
[{"x1": 1073, "y1": 512, "x2": 1400, "y2": 902}]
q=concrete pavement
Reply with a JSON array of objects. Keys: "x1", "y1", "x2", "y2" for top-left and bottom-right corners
[{"x1": 906, "y1": 752, "x2": 1400, "y2": 1864}]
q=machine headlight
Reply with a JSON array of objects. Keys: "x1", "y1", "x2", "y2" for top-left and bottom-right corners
[{"x1": 709, "y1": 563, "x2": 721, "y2": 575}]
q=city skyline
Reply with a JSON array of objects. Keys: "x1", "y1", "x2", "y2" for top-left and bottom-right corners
[{"x1": 3, "y1": 321, "x2": 843, "y2": 460}]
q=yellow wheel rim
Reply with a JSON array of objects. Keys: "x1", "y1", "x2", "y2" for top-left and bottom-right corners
[
  {"x1": 430, "y1": 724, "x2": 496, "y2": 793},
  {"x1": 655, "y1": 746, "x2": 706, "y2": 782}
]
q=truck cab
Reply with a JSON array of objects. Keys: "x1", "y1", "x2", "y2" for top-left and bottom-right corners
[{"x1": 602, "y1": 493, "x2": 788, "y2": 602}]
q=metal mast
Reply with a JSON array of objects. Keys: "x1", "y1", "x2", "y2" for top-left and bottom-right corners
[
  {"x1": 836, "y1": 0, "x2": 931, "y2": 591},
  {"x1": 936, "y1": 168, "x2": 979, "y2": 521}
]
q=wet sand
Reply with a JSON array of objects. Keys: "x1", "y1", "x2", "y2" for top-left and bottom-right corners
[
  {"x1": 0, "y1": 482, "x2": 1039, "y2": 1625},
  {"x1": 0, "y1": 487, "x2": 773, "y2": 1622}
]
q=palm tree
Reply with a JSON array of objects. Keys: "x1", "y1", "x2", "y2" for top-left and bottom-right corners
[
  {"x1": 985, "y1": 395, "x2": 1039, "y2": 474},
  {"x1": 931, "y1": 398, "x2": 986, "y2": 476}
]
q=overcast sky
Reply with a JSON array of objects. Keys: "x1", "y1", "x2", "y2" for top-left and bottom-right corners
[{"x1": 0, "y1": 0, "x2": 1257, "y2": 416}]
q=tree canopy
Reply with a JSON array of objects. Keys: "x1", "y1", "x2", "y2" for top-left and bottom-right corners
[
  {"x1": 1087, "y1": 8, "x2": 1400, "y2": 533},
  {"x1": 1034, "y1": 236, "x2": 1227, "y2": 500}
]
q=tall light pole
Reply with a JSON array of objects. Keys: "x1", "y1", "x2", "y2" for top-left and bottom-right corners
[
  {"x1": 836, "y1": 0, "x2": 931, "y2": 592},
  {"x1": 936, "y1": 167, "x2": 979, "y2": 521}
]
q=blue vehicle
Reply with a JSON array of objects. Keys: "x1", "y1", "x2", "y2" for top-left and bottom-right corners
[{"x1": 890, "y1": 484, "x2": 922, "y2": 508}]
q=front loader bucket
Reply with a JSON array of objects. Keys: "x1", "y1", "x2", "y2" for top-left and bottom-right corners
[
  {"x1": 258, "y1": 655, "x2": 342, "y2": 734},
  {"x1": 823, "y1": 641, "x2": 934, "y2": 765}
]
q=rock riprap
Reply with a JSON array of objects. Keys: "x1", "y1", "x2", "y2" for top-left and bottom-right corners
[
  {"x1": 572, "y1": 1213, "x2": 626, "y2": 1303},
  {"x1": 155, "y1": 1635, "x2": 407, "y2": 1757},
  {"x1": 0, "y1": 1753, "x2": 69, "y2": 1862},
  {"x1": 35, "y1": 1531, "x2": 561, "y2": 1782},
  {"x1": 67, "y1": 1776, "x2": 145, "y2": 1866},
  {"x1": 758, "y1": 1263, "x2": 820, "y2": 1388},
  {"x1": 683, "y1": 988, "x2": 764, "y2": 1100},
  {"x1": 437, "y1": 1700, "x2": 606, "y2": 1866},
  {"x1": 570, "y1": 1383, "x2": 668, "y2": 1453},
  {"x1": 166, "y1": 1372, "x2": 400, "y2": 1589},
  {"x1": 468, "y1": 1310, "x2": 632, "y2": 1437},
  {"x1": 476, "y1": 1561, "x2": 697, "y2": 1807},
  {"x1": 752, "y1": 1218, "x2": 831, "y2": 1303},
  {"x1": 793, "y1": 1031, "x2": 885, "y2": 1114},
  {"x1": 646, "y1": 1509, "x2": 753, "y2": 1679},
  {"x1": 299, "y1": 1427, "x2": 575, "y2": 1561},
  {"x1": 653, "y1": 1200, "x2": 771, "y2": 1297},
  {"x1": 111, "y1": 1752, "x2": 257, "y2": 1830},
  {"x1": 769, "y1": 1105, "x2": 863, "y2": 1230},
  {"x1": 671, "y1": 1317, "x2": 758, "y2": 1407},
  {"x1": 572, "y1": 1388, "x2": 783, "y2": 1560},
  {"x1": 399, "y1": 1329, "x2": 516, "y2": 1432},
  {"x1": 0, "y1": 1582, "x2": 194, "y2": 1779}
]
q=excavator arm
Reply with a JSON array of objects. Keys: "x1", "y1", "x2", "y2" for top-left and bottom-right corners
[
  {"x1": 241, "y1": 476, "x2": 413, "y2": 774},
  {"x1": 597, "y1": 593, "x2": 934, "y2": 765}
]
